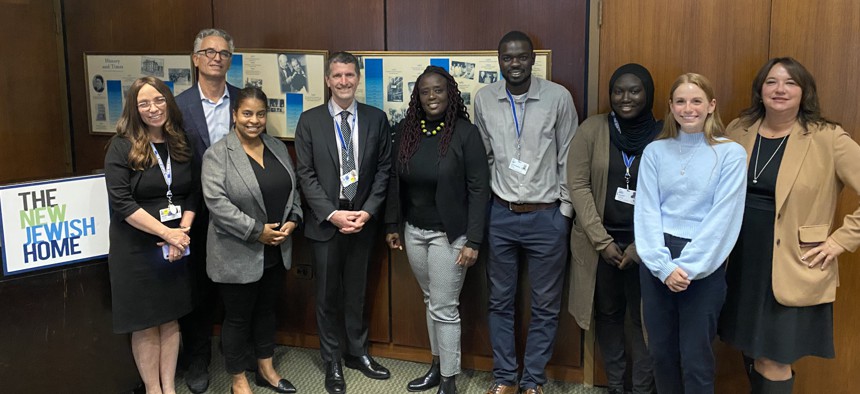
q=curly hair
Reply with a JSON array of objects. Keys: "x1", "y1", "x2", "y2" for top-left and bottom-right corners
[
  {"x1": 398, "y1": 66, "x2": 469, "y2": 171},
  {"x1": 113, "y1": 76, "x2": 190, "y2": 170}
]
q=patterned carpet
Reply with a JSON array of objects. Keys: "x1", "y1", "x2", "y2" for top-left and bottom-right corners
[{"x1": 174, "y1": 344, "x2": 607, "y2": 394}]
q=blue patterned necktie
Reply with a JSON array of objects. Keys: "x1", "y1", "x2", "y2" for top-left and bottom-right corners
[{"x1": 340, "y1": 111, "x2": 357, "y2": 200}]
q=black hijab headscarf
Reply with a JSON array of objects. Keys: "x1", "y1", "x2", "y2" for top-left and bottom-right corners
[{"x1": 608, "y1": 63, "x2": 659, "y2": 156}]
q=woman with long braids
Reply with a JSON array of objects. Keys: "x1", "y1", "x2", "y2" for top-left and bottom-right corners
[{"x1": 385, "y1": 66, "x2": 489, "y2": 394}]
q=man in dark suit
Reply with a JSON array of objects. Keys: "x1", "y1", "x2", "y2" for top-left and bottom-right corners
[
  {"x1": 295, "y1": 52, "x2": 392, "y2": 394},
  {"x1": 174, "y1": 28, "x2": 240, "y2": 394}
]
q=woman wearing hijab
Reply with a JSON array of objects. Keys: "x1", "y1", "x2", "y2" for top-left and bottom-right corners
[{"x1": 567, "y1": 64, "x2": 660, "y2": 394}]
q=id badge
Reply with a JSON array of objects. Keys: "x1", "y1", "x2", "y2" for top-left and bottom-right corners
[
  {"x1": 615, "y1": 188, "x2": 636, "y2": 205},
  {"x1": 340, "y1": 169, "x2": 358, "y2": 188},
  {"x1": 159, "y1": 204, "x2": 182, "y2": 222},
  {"x1": 509, "y1": 158, "x2": 529, "y2": 175}
]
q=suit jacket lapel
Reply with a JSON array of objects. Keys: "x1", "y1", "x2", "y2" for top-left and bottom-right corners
[
  {"x1": 188, "y1": 89, "x2": 212, "y2": 148},
  {"x1": 322, "y1": 112, "x2": 340, "y2": 171},
  {"x1": 357, "y1": 104, "x2": 372, "y2": 169},
  {"x1": 775, "y1": 121, "x2": 810, "y2": 213},
  {"x1": 226, "y1": 133, "x2": 266, "y2": 213}
]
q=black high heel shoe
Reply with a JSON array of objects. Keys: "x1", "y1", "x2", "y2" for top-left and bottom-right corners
[{"x1": 254, "y1": 371, "x2": 297, "y2": 393}]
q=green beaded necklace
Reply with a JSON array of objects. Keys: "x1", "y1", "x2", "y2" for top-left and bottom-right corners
[{"x1": 420, "y1": 119, "x2": 444, "y2": 137}]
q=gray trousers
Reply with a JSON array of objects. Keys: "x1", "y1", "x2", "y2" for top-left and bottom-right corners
[{"x1": 404, "y1": 222, "x2": 468, "y2": 377}]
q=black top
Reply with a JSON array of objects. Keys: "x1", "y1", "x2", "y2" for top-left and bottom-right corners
[
  {"x1": 248, "y1": 146, "x2": 292, "y2": 268},
  {"x1": 746, "y1": 135, "x2": 789, "y2": 211},
  {"x1": 399, "y1": 119, "x2": 445, "y2": 231},
  {"x1": 602, "y1": 140, "x2": 639, "y2": 236},
  {"x1": 385, "y1": 118, "x2": 490, "y2": 249},
  {"x1": 104, "y1": 137, "x2": 198, "y2": 333}
]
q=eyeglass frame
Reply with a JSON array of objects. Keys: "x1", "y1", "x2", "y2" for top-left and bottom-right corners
[
  {"x1": 194, "y1": 48, "x2": 233, "y2": 59},
  {"x1": 137, "y1": 96, "x2": 168, "y2": 110}
]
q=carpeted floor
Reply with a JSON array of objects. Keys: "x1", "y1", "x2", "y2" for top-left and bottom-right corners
[{"x1": 174, "y1": 344, "x2": 607, "y2": 394}]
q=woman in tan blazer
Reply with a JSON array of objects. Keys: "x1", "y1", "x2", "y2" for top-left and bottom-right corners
[
  {"x1": 567, "y1": 64, "x2": 660, "y2": 394},
  {"x1": 719, "y1": 57, "x2": 860, "y2": 394}
]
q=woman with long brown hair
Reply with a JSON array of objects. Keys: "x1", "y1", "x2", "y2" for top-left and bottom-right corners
[
  {"x1": 104, "y1": 76, "x2": 197, "y2": 394},
  {"x1": 719, "y1": 57, "x2": 860, "y2": 394},
  {"x1": 385, "y1": 66, "x2": 489, "y2": 394}
]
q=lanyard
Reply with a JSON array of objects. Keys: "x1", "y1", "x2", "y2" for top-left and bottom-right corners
[
  {"x1": 330, "y1": 101, "x2": 358, "y2": 161},
  {"x1": 506, "y1": 89, "x2": 527, "y2": 158},
  {"x1": 505, "y1": 89, "x2": 523, "y2": 139},
  {"x1": 150, "y1": 142, "x2": 174, "y2": 205},
  {"x1": 612, "y1": 112, "x2": 635, "y2": 190},
  {"x1": 621, "y1": 151, "x2": 635, "y2": 190}
]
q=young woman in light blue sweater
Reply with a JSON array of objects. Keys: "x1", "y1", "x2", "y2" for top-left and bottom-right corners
[{"x1": 634, "y1": 73, "x2": 747, "y2": 394}]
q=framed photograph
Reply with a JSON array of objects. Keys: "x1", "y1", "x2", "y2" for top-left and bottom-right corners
[
  {"x1": 351, "y1": 50, "x2": 552, "y2": 124},
  {"x1": 230, "y1": 49, "x2": 328, "y2": 140},
  {"x1": 84, "y1": 53, "x2": 194, "y2": 135}
]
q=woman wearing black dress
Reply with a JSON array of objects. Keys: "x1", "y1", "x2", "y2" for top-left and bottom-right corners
[
  {"x1": 104, "y1": 76, "x2": 197, "y2": 394},
  {"x1": 202, "y1": 87, "x2": 302, "y2": 394},
  {"x1": 384, "y1": 66, "x2": 489, "y2": 394},
  {"x1": 720, "y1": 57, "x2": 860, "y2": 393}
]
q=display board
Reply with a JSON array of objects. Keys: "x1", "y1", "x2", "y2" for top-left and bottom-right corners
[
  {"x1": 0, "y1": 175, "x2": 110, "y2": 276},
  {"x1": 228, "y1": 49, "x2": 328, "y2": 139},
  {"x1": 352, "y1": 50, "x2": 551, "y2": 124},
  {"x1": 85, "y1": 53, "x2": 194, "y2": 134}
]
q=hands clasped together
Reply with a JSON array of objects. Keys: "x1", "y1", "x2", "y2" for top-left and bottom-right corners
[{"x1": 258, "y1": 221, "x2": 298, "y2": 246}]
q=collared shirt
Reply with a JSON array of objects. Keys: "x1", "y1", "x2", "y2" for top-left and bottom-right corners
[
  {"x1": 474, "y1": 76, "x2": 578, "y2": 217},
  {"x1": 197, "y1": 83, "x2": 231, "y2": 145},
  {"x1": 328, "y1": 98, "x2": 360, "y2": 200}
]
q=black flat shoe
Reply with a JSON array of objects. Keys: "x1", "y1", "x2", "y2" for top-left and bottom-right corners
[
  {"x1": 255, "y1": 372, "x2": 297, "y2": 393},
  {"x1": 407, "y1": 358, "x2": 440, "y2": 391},
  {"x1": 344, "y1": 354, "x2": 391, "y2": 380},
  {"x1": 325, "y1": 361, "x2": 346, "y2": 394}
]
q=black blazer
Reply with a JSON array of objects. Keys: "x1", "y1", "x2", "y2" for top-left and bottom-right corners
[
  {"x1": 175, "y1": 82, "x2": 241, "y2": 166},
  {"x1": 385, "y1": 118, "x2": 490, "y2": 248},
  {"x1": 294, "y1": 102, "x2": 392, "y2": 241}
]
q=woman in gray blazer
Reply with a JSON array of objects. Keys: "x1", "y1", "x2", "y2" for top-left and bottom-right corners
[{"x1": 202, "y1": 87, "x2": 301, "y2": 394}]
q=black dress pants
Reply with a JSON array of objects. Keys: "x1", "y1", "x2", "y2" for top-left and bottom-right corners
[{"x1": 219, "y1": 265, "x2": 284, "y2": 374}]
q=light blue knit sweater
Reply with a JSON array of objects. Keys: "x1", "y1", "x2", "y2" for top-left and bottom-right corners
[{"x1": 634, "y1": 131, "x2": 747, "y2": 282}]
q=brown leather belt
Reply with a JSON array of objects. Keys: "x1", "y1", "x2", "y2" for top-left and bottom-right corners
[{"x1": 493, "y1": 194, "x2": 558, "y2": 213}]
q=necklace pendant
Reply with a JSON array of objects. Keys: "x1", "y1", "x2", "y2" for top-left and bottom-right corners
[
  {"x1": 680, "y1": 170, "x2": 685, "y2": 176},
  {"x1": 753, "y1": 179, "x2": 758, "y2": 184}
]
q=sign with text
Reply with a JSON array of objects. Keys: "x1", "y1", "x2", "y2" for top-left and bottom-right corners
[{"x1": 0, "y1": 175, "x2": 110, "y2": 275}]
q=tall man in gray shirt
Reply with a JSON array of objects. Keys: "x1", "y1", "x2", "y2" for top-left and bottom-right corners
[{"x1": 474, "y1": 31, "x2": 577, "y2": 394}]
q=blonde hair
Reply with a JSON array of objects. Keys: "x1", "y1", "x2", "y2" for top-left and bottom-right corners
[{"x1": 657, "y1": 73, "x2": 727, "y2": 145}]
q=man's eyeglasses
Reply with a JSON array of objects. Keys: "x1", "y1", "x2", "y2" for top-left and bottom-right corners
[
  {"x1": 137, "y1": 96, "x2": 167, "y2": 110},
  {"x1": 195, "y1": 48, "x2": 232, "y2": 59}
]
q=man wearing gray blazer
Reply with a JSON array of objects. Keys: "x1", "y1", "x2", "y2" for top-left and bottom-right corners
[{"x1": 294, "y1": 52, "x2": 392, "y2": 394}]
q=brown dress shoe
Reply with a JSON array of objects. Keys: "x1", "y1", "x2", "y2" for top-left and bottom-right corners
[
  {"x1": 485, "y1": 382, "x2": 519, "y2": 394},
  {"x1": 522, "y1": 386, "x2": 544, "y2": 394}
]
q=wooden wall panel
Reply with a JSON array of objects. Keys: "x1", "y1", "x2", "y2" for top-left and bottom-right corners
[
  {"x1": 0, "y1": 0, "x2": 71, "y2": 183},
  {"x1": 386, "y1": 0, "x2": 588, "y2": 121},
  {"x1": 0, "y1": 261, "x2": 141, "y2": 392},
  {"x1": 64, "y1": 0, "x2": 213, "y2": 175},
  {"x1": 597, "y1": 0, "x2": 771, "y2": 123},
  {"x1": 770, "y1": 1, "x2": 860, "y2": 393},
  {"x1": 213, "y1": 0, "x2": 385, "y2": 51},
  {"x1": 386, "y1": 0, "x2": 588, "y2": 370}
]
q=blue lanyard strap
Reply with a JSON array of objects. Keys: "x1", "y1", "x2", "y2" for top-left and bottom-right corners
[
  {"x1": 612, "y1": 112, "x2": 636, "y2": 190},
  {"x1": 150, "y1": 142, "x2": 173, "y2": 204},
  {"x1": 505, "y1": 89, "x2": 522, "y2": 139},
  {"x1": 334, "y1": 113, "x2": 357, "y2": 154}
]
